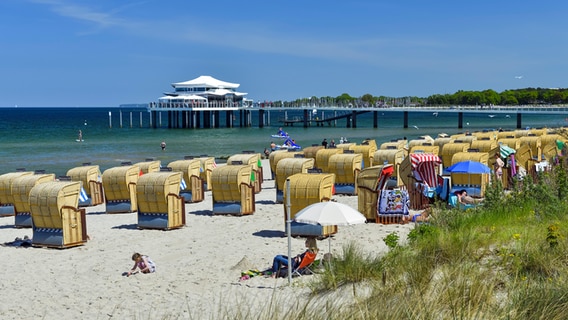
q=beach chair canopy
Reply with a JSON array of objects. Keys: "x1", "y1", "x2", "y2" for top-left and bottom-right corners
[{"x1": 410, "y1": 154, "x2": 441, "y2": 188}]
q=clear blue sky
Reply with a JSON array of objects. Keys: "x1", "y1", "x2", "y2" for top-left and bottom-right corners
[{"x1": 1, "y1": 0, "x2": 567, "y2": 107}]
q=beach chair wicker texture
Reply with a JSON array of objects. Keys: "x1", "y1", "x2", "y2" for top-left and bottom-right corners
[
  {"x1": 283, "y1": 173, "x2": 337, "y2": 237},
  {"x1": 66, "y1": 165, "x2": 104, "y2": 206},
  {"x1": 102, "y1": 165, "x2": 139, "y2": 213},
  {"x1": 29, "y1": 181, "x2": 87, "y2": 248},
  {"x1": 0, "y1": 171, "x2": 33, "y2": 216},
  {"x1": 380, "y1": 140, "x2": 406, "y2": 150},
  {"x1": 409, "y1": 144, "x2": 439, "y2": 156},
  {"x1": 197, "y1": 156, "x2": 216, "y2": 190},
  {"x1": 350, "y1": 143, "x2": 377, "y2": 168},
  {"x1": 498, "y1": 137, "x2": 521, "y2": 150},
  {"x1": 275, "y1": 158, "x2": 315, "y2": 203},
  {"x1": 327, "y1": 153, "x2": 362, "y2": 195},
  {"x1": 134, "y1": 160, "x2": 161, "y2": 174},
  {"x1": 472, "y1": 131, "x2": 497, "y2": 140},
  {"x1": 269, "y1": 150, "x2": 303, "y2": 179},
  {"x1": 450, "y1": 152, "x2": 490, "y2": 198},
  {"x1": 136, "y1": 171, "x2": 185, "y2": 230},
  {"x1": 228, "y1": 153, "x2": 263, "y2": 193},
  {"x1": 301, "y1": 146, "x2": 324, "y2": 166},
  {"x1": 211, "y1": 165, "x2": 255, "y2": 215},
  {"x1": 167, "y1": 159, "x2": 204, "y2": 203},
  {"x1": 441, "y1": 143, "x2": 470, "y2": 168},
  {"x1": 357, "y1": 165, "x2": 394, "y2": 221},
  {"x1": 13, "y1": 173, "x2": 56, "y2": 227},
  {"x1": 315, "y1": 148, "x2": 343, "y2": 173},
  {"x1": 519, "y1": 136, "x2": 542, "y2": 161},
  {"x1": 470, "y1": 140, "x2": 498, "y2": 153}
]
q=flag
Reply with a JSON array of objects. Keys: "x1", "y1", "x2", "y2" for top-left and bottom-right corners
[
  {"x1": 250, "y1": 171, "x2": 256, "y2": 182},
  {"x1": 79, "y1": 187, "x2": 89, "y2": 202},
  {"x1": 212, "y1": 160, "x2": 217, "y2": 168},
  {"x1": 180, "y1": 178, "x2": 187, "y2": 190},
  {"x1": 257, "y1": 158, "x2": 262, "y2": 168}
]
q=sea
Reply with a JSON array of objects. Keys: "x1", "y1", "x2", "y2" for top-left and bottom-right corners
[{"x1": 0, "y1": 107, "x2": 565, "y2": 177}]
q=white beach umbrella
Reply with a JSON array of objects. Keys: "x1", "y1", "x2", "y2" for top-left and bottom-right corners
[
  {"x1": 293, "y1": 201, "x2": 367, "y2": 253},
  {"x1": 294, "y1": 201, "x2": 367, "y2": 226}
]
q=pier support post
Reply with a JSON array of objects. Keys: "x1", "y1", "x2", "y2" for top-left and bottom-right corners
[
  {"x1": 516, "y1": 113, "x2": 522, "y2": 129},
  {"x1": 403, "y1": 111, "x2": 408, "y2": 128},
  {"x1": 303, "y1": 109, "x2": 309, "y2": 128},
  {"x1": 203, "y1": 111, "x2": 211, "y2": 128},
  {"x1": 226, "y1": 110, "x2": 233, "y2": 128},
  {"x1": 373, "y1": 111, "x2": 378, "y2": 128},
  {"x1": 258, "y1": 109, "x2": 265, "y2": 128},
  {"x1": 351, "y1": 111, "x2": 357, "y2": 128},
  {"x1": 213, "y1": 110, "x2": 220, "y2": 128},
  {"x1": 458, "y1": 112, "x2": 463, "y2": 129}
]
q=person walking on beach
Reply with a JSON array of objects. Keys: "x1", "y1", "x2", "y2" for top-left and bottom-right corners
[
  {"x1": 160, "y1": 141, "x2": 166, "y2": 151},
  {"x1": 126, "y1": 253, "x2": 156, "y2": 276},
  {"x1": 493, "y1": 153, "x2": 504, "y2": 182}
]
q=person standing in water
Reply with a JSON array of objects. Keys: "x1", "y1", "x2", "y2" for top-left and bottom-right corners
[
  {"x1": 78, "y1": 130, "x2": 83, "y2": 141},
  {"x1": 161, "y1": 141, "x2": 166, "y2": 151}
]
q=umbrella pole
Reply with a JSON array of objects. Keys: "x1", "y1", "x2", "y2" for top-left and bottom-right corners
[{"x1": 286, "y1": 179, "x2": 292, "y2": 284}]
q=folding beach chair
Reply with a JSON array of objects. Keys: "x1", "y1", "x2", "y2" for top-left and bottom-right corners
[{"x1": 292, "y1": 251, "x2": 317, "y2": 277}]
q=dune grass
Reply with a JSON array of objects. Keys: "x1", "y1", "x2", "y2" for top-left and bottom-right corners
[{"x1": 157, "y1": 162, "x2": 568, "y2": 319}]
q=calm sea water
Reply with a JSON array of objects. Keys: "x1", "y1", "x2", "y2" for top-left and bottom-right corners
[{"x1": 0, "y1": 107, "x2": 564, "y2": 176}]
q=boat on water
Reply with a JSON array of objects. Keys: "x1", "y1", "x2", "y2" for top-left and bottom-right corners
[
  {"x1": 274, "y1": 137, "x2": 301, "y2": 151},
  {"x1": 271, "y1": 134, "x2": 289, "y2": 139}
]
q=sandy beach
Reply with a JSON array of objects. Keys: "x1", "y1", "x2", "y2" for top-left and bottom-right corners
[{"x1": 0, "y1": 161, "x2": 414, "y2": 319}]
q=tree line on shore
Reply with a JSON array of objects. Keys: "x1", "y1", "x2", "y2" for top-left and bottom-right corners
[{"x1": 268, "y1": 87, "x2": 568, "y2": 108}]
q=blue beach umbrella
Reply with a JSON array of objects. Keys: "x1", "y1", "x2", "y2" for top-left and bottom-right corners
[{"x1": 446, "y1": 160, "x2": 491, "y2": 174}]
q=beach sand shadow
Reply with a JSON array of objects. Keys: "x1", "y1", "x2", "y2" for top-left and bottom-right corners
[
  {"x1": 188, "y1": 210, "x2": 212, "y2": 216},
  {"x1": 112, "y1": 224, "x2": 138, "y2": 230},
  {"x1": 252, "y1": 230, "x2": 285, "y2": 238},
  {"x1": 256, "y1": 200, "x2": 276, "y2": 205}
]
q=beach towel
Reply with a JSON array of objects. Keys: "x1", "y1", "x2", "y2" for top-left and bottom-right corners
[
  {"x1": 239, "y1": 269, "x2": 265, "y2": 281},
  {"x1": 79, "y1": 187, "x2": 89, "y2": 202}
]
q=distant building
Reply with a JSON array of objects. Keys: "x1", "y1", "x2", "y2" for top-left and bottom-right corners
[{"x1": 150, "y1": 75, "x2": 249, "y2": 110}]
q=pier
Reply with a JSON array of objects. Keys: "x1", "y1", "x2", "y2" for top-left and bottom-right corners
[{"x1": 115, "y1": 103, "x2": 568, "y2": 129}]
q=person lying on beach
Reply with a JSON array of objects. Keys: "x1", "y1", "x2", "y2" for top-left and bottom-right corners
[
  {"x1": 402, "y1": 207, "x2": 431, "y2": 223},
  {"x1": 269, "y1": 238, "x2": 318, "y2": 278},
  {"x1": 455, "y1": 189, "x2": 481, "y2": 205},
  {"x1": 126, "y1": 253, "x2": 156, "y2": 276}
]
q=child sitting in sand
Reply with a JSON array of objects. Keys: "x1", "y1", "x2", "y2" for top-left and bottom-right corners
[{"x1": 126, "y1": 253, "x2": 156, "y2": 276}]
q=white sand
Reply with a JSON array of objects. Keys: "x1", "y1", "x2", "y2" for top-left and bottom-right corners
[{"x1": 0, "y1": 162, "x2": 415, "y2": 319}]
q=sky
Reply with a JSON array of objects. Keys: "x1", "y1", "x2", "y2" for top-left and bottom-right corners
[{"x1": 1, "y1": 0, "x2": 568, "y2": 108}]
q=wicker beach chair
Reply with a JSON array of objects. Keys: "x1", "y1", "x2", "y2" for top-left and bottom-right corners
[
  {"x1": 29, "y1": 181, "x2": 87, "y2": 248},
  {"x1": 102, "y1": 165, "x2": 139, "y2": 213},
  {"x1": 211, "y1": 165, "x2": 255, "y2": 215},
  {"x1": 136, "y1": 171, "x2": 185, "y2": 230},
  {"x1": 274, "y1": 157, "x2": 314, "y2": 203},
  {"x1": 12, "y1": 173, "x2": 56, "y2": 227},
  {"x1": 66, "y1": 165, "x2": 104, "y2": 207},
  {"x1": 168, "y1": 159, "x2": 204, "y2": 203},
  {"x1": 283, "y1": 172, "x2": 337, "y2": 237},
  {"x1": 0, "y1": 171, "x2": 33, "y2": 217},
  {"x1": 356, "y1": 164, "x2": 394, "y2": 222},
  {"x1": 327, "y1": 153, "x2": 362, "y2": 195},
  {"x1": 227, "y1": 153, "x2": 263, "y2": 193}
]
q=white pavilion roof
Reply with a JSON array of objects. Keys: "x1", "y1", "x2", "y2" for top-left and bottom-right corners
[
  {"x1": 158, "y1": 95, "x2": 207, "y2": 100},
  {"x1": 205, "y1": 88, "x2": 247, "y2": 96},
  {"x1": 172, "y1": 75, "x2": 239, "y2": 89}
]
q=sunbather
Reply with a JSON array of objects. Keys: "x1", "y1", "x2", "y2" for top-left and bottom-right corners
[
  {"x1": 402, "y1": 207, "x2": 431, "y2": 223},
  {"x1": 269, "y1": 238, "x2": 318, "y2": 278},
  {"x1": 455, "y1": 189, "x2": 481, "y2": 205}
]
